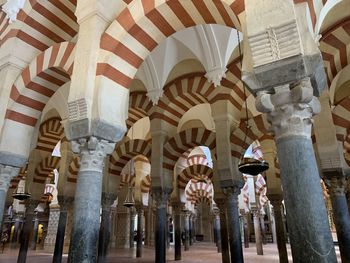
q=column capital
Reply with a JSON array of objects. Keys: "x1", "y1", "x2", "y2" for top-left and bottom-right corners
[
  {"x1": 101, "y1": 192, "x2": 117, "y2": 210},
  {"x1": 256, "y1": 78, "x2": 321, "y2": 141},
  {"x1": 324, "y1": 175, "x2": 347, "y2": 196},
  {"x1": 0, "y1": 164, "x2": 19, "y2": 191},
  {"x1": 71, "y1": 136, "x2": 115, "y2": 172},
  {"x1": 152, "y1": 188, "x2": 171, "y2": 209}
]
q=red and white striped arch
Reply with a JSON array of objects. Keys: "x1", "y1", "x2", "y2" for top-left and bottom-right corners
[
  {"x1": 320, "y1": 16, "x2": 350, "y2": 85},
  {"x1": 68, "y1": 155, "x2": 79, "y2": 183},
  {"x1": 187, "y1": 154, "x2": 208, "y2": 166},
  {"x1": 5, "y1": 42, "x2": 75, "y2": 127},
  {"x1": 186, "y1": 181, "x2": 213, "y2": 204},
  {"x1": 119, "y1": 172, "x2": 136, "y2": 190},
  {"x1": 36, "y1": 117, "x2": 64, "y2": 152},
  {"x1": 96, "y1": 0, "x2": 242, "y2": 91},
  {"x1": 231, "y1": 114, "x2": 271, "y2": 160},
  {"x1": 127, "y1": 91, "x2": 152, "y2": 128},
  {"x1": 141, "y1": 174, "x2": 151, "y2": 193},
  {"x1": 109, "y1": 138, "x2": 151, "y2": 176},
  {"x1": 178, "y1": 164, "x2": 213, "y2": 189},
  {"x1": 163, "y1": 127, "x2": 216, "y2": 172},
  {"x1": 34, "y1": 155, "x2": 60, "y2": 184},
  {"x1": 0, "y1": 0, "x2": 78, "y2": 52}
]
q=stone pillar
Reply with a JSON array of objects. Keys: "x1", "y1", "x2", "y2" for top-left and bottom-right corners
[
  {"x1": 53, "y1": 196, "x2": 72, "y2": 263},
  {"x1": 269, "y1": 196, "x2": 289, "y2": 263},
  {"x1": 17, "y1": 199, "x2": 39, "y2": 263},
  {"x1": 189, "y1": 214, "x2": 193, "y2": 246},
  {"x1": 11, "y1": 213, "x2": 23, "y2": 248},
  {"x1": 109, "y1": 207, "x2": 117, "y2": 248},
  {"x1": 214, "y1": 212, "x2": 222, "y2": 253},
  {"x1": 63, "y1": 199, "x2": 74, "y2": 252},
  {"x1": 129, "y1": 208, "x2": 136, "y2": 249},
  {"x1": 252, "y1": 209, "x2": 263, "y2": 255},
  {"x1": 173, "y1": 203, "x2": 182, "y2": 261},
  {"x1": 184, "y1": 211, "x2": 190, "y2": 251},
  {"x1": 115, "y1": 210, "x2": 130, "y2": 248},
  {"x1": 68, "y1": 137, "x2": 114, "y2": 263},
  {"x1": 216, "y1": 199, "x2": 230, "y2": 263},
  {"x1": 30, "y1": 213, "x2": 39, "y2": 250},
  {"x1": 44, "y1": 203, "x2": 60, "y2": 252},
  {"x1": 153, "y1": 189, "x2": 170, "y2": 263},
  {"x1": 0, "y1": 165, "x2": 19, "y2": 229},
  {"x1": 259, "y1": 213, "x2": 267, "y2": 245},
  {"x1": 242, "y1": 212, "x2": 250, "y2": 248},
  {"x1": 97, "y1": 193, "x2": 116, "y2": 263},
  {"x1": 324, "y1": 173, "x2": 350, "y2": 263},
  {"x1": 136, "y1": 206, "x2": 144, "y2": 258},
  {"x1": 225, "y1": 187, "x2": 244, "y2": 263},
  {"x1": 256, "y1": 80, "x2": 337, "y2": 262}
]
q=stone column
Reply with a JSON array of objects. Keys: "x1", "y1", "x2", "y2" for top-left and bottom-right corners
[
  {"x1": 269, "y1": 196, "x2": 289, "y2": 263},
  {"x1": 52, "y1": 196, "x2": 73, "y2": 263},
  {"x1": 30, "y1": 212, "x2": 39, "y2": 250},
  {"x1": 216, "y1": 199, "x2": 230, "y2": 263},
  {"x1": 68, "y1": 137, "x2": 114, "y2": 263},
  {"x1": 214, "y1": 212, "x2": 222, "y2": 253},
  {"x1": 256, "y1": 80, "x2": 337, "y2": 262},
  {"x1": 129, "y1": 207, "x2": 136, "y2": 249},
  {"x1": 11, "y1": 213, "x2": 23, "y2": 248},
  {"x1": 324, "y1": 173, "x2": 350, "y2": 263},
  {"x1": 173, "y1": 203, "x2": 182, "y2": 261},
  {"x1": 224, "y1": 187, "x2": 244, "y2": 263},
  {"x1": 97, "y1": 193, "x2": 116, "y2": 263},
  {"x1": 17, "y1": 199, "x2": 39, "y2": 263},
  {"x1": 259, "y1": 213, "x2": 267, "y2": 245},
  {"x1": 189, "y1": 214, "x2": 193, "y2": 246},
  {"x1": 109, "y1": 207, "x2": 117, "y2": 248},
  {"x1": 252, "y1": 209, "x2": 263, "y2": 255},
  {"x1": 44, "y1": 203, "x2": 60, "y2": 252},
  {"x1": 153, "y1": 189, "x2": 170, "y2": 263},
  {"x1": 63, "y1": 199, "x2": 74, "y2": 252},
  {"x1": 115, "y1": 210, "x2": 130, "y2": 248},
  {"x1": 184, "y1": 211, "x2": 190, "y2": 251},
  {"x1": 242, "y1": 212, "x2": 250, "y2": 248},
  {"x1": 136, "y1": 206, "x2": 144, "y2": 258},
  {"x1": 0, "y1": 165, "x2": 19, "y2": 229}
]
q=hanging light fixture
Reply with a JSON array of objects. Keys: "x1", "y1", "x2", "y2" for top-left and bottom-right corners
[
  {"x1": 123, "y1": 127, "x2": 135, "y2": 208},
  {"x1": 12, "y1": 178, "x2": 31, "y2": 201},
  {"x1": 236, "y1": 30, "x2": 269, "y2": 176}
]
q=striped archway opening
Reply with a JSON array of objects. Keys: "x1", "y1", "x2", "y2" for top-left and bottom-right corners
[
  {"x1": 34, "y1": 155, "x2": 60, "y2": 184},
  {"x1": 9, "y1": 164, "x2": 28, "y2": 189},
  {"x1": 231, "y1": 114, "x2": 271, "y2": 160},
  {"x1": 97, "y1": 0, "x2": 243, "y2": 91},
  {"x1": 36, "y1": 117, "x2": 64, "y2": 152},
  {"x1": 163, "y1": 127, "x2": 216, "y2": 173},
  {"x1": 5, "y1": 42, "x2": 75, "y2": 127},
  {"x1": 178, "y1": 164, "x2": 213, "y2": 189},
  {"x1": 141, "y1": 174, "x2": 152, "y2": 193},
  {"x1": 127, "y1": 91, "x2": 152, "y2": 128},
  {"x1": 187, "y1": 154, "x2": 208, "y2": 166},
  {"x1": 186, "y1": 181, "x2": 213, "y2": 205},
  {"x1": 109, "y1": 138, "x2": 152, "y2": 176}
]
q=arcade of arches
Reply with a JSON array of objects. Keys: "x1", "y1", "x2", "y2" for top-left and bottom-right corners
[{"x1": 0, "y1": 0, "x2": 349, "y2": 263}]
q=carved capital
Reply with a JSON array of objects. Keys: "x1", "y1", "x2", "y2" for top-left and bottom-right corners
[
  {"x1": 71, "y1": 136, "x2": 115, "y2": 173},
  {"x1": 324, "y1": 176, "x2": 347, "y2": 197},
  {"x1": 256, "y1": 78, "x2": 320, "y2": 141},
  {"x1": 152, "y1": 188, "x2": 171, "y2": 209},
  {"x1": 205, "y1": 67, "x2": 227, "y2": 87},
  {"x1": 3, "y1": 0, "x2": 25, "y2": 23},
  {"x1": 0, "y1": 164, "x2": 20, "y2": 192},
  {"x1": 101, "y1": 192, "x2": 117, "y2": 210}
]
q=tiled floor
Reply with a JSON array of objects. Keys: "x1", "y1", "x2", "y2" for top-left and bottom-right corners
[{"x1": 0, "y1": 242, "x2": 341, "y2": 262}]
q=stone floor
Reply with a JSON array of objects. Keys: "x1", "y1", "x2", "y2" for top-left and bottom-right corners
[{"x1": 0, "y1": 242, "x2": 341, "y2": 262}]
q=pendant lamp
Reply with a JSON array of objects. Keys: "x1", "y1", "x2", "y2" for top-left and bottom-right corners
[
  {"x1": 236, "y1": 30, "x2": 269, "y2": 176},
  {"x1": 12, "y1": 179, "x2": 31, "y2": 200}
]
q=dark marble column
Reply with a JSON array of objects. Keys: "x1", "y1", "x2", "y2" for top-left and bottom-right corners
[
  {"x1": 256, "y1": 81, "x2": 337, "y2": 262},
  {"x1": 189, "y1": 215, "x2": 193, "y2": 246},
  {"x1": 225, "y1": 187, "x2": 244, "y2": 263},
  {"x1": 216, "y1": 199, "x2": 230, "y2": 263},
  {"x1": 173, "y1": 203, "x2": 182, "y2": 261},
  {"x1": 270, "y1": 196, "x2": 289, "y2": 263},
  {"x1": 136, "y1": 206, "x2": 144, "y2": 258},
  {"x1": 242, "y1": 212, "x2": 250, "y2": 248},
  {"x1": 17, "y1": 199, "x2": 39, "y2": 263},
  {"x1": 53, "y1": 196, "x2": 73, "y2": 263},
  {"x1": 30, "y1": 213, "x2": 39, "y2": 250},
  {"x1": 153, "y1": 189, "x2": 170, "y2": 263},
  {"x1": 68, "y1": 137, "x2": 114, "y2": 263},
  {"x1": 11, "y1": 214, "x2": 23, "y2": 248},
  {"x1": 324, "y1": 173, "x2": 350, "y2": 263},
  {"x1": 98, "y1": 193, "x2": 116, "y2": 263},
  {"x1": 129, "y1": 208, "x2": 136, "y2": 248},
  {"x1": 184, "y1": 211, "x2": 190, "y2": 251},
  {"x1": 214, "y1": 212, "x2": 222, "y2": 253},
  {"x1": 253, "y1": 209, "x2": 263, "y2": 255}
]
